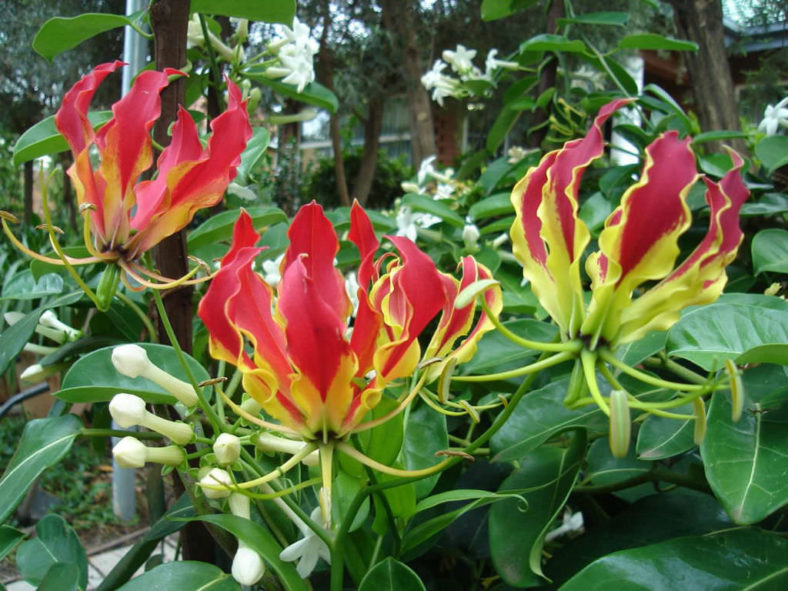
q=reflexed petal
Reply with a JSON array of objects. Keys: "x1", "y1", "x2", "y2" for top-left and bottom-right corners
[
  {"x1": 348, "y1": 200, "x2": 380, "y2": 290},
  {"x1": 583, "y1": 132, "x2": 698, "y2": 343},
  {"x1": 617, "y1": 150, "x2": 749, "y2": 342}
]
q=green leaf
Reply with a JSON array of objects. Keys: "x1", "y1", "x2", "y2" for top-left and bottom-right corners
[
  {"x1": 1, "y1": 271, "x2": 63, "y2": 300},
  {"x1": 740, "y1": 192, "x2": 788, "y2": 217},
  {"x1": 401, "y1": 404, "x2": 448, "y2": 498},
  {"x1": 0, "y1": 308, "x2": 41, "y2": 374},
  {"x1": 187, "y1": 206, "x2": 286, "y2": 251},
  {"x1": 691, "y1": 130, "x2": 748, "y2": 145},
  {"x1": 579, "y1": 192, "x2": 612, "y2": 233},
  {"x1": 636, "y1": 405, "x2": 695, "y2": 460},
  {"x1": 489, "y1": 429, "x2": 586, "y2": 585},
  {"x1": 54, "y1": 385, "x2": 178, "y2": 404},
  {"x1": 358, "y1": 557, "x2": 425, "y2": 591},
  {"x1": 0, "y1": 415, "x2": 82, "y2": 523},
  {"x1": 468, "y1": 193, "x2": 514, "y2": 221},
  {"x1": 558, "y1": 11, "x2": 629, "y2": 26},
  {"x1": 461, "y1": 319, "x2": 554, "y2": 376},
  {"x1": 61, "y1": 343, "x2": 210, "y2": 399},
  {"x1": 755, "y1": 135, "x2": 788, "y2": 173},
  {"x1": 33, "y1": 13, "x2": 144, "y2": 60},
  {"x1": 617, "y1": 33, "x2": 698, "y2": 51},
  {"x1": 37, "y1": 562, "x2": 80, "y2": 591},
  {"x1": 0, "y1": 526, "x2": 25, "y2": 562},
  {"x1": 701, "y1": 364, "x2": 788, "y2": 524},
  {"x1": 13, "y1": 111, "x2": 112, "y2": 167},
  {"x1": 191, "y1": 0, "x2": 296, "y2": 23},
  {"x1": 117, "y1": 561, "x2": 240, "y2": 590},
  {"x1": 243, "y1": 68, "x2": 339, "y2": 113},
  {"x1": 666, "y1": 300, "x2": 788, "y2": 370},
  {"x1": 585, "y1": 438, "x2": 650, "y2": 486},
  {"x1": 486, "y1": 107, "x2": 521, "y2": 153},
  {"x1": 235, "y1": 127, "x2": 271, "y2": 184},
  {"x1": 520, "y1": 34, "x2": 588, "y2": 53},
  {"x1": 183, "y1": 514, "x2": 307, "y2": 591},
  {"x1": 16, "y1": 514, "x2": 87, "y2": 588},
  {"x1": 401, "y1": 194, "x2": 465, "y2": 227},
  {"x1": 481, "y1": 0, "x2": 540, "y2": 21},
  {"x1": 559, "y1": 529, "x2": 788, "y2": 590},
  {"x1": 752, "y1": 228, "x2": 788, "y2": 274}
]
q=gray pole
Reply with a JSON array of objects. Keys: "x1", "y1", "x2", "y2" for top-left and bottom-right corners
[{"x1": 113, "y1": 0, "x2": 148, "y2": 523}]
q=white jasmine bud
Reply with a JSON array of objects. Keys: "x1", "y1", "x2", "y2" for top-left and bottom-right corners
[
  {"x1": 20, "y1": 363, "x2": 62, "y2": 382},
  {"x1": 462, "y1": 223, "x2": 481, "y2": 250},
  {"x1": 232, "y1": 546, "x2": 265, "y2": 586},
  {"x1": 200, "y1": 468, "x2": 233, "y2": 499},
  {"x1": 111, "y1": 345, "x2": 198, "y2": 407},
  {"x1": 38, "y1": 310, "x2": 81, "y2": 342},
  {"x1": 213, "y1": 433, "x2": 241, "y2": 465},
  {"x1": 109, "y1": 393, "x2": 193, "y2": 445},
  {"x1": 112, "y1": 436, "x2": 184, "y2": 468}
]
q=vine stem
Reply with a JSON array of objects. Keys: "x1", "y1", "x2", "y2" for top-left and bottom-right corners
[{"x1": 480, "y1": 297, "x2": 582, "y2": 353}]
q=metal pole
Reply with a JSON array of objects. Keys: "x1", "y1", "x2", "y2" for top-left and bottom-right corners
[{"x1": 113, "y1": 0, "x2": 148, "y2": 523}]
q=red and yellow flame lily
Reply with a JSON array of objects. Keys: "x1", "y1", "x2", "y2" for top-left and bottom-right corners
[
  {"x1": 54, "y1": 60, "x2": 251, "y2": 278},
  {"x1": 510, "y1": 98, "x2": 749, "y2": 349},
  {"x1": 199, "y1": 201, "x2": 500, "y2": 441}
]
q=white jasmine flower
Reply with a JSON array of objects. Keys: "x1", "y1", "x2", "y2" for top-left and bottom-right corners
[
  {"x1": 278, "y1": 17, "x2": 319, "y2": 56},
  {"x1": 262, "y1": 254, "x2": 285, "y2": 287},
  {"x1": 279, "y1": 508, "x2": 331, "y2": 579},
  {"x1": 417, "y1": 155, "x2": 438, "y2": 186},
  {"x1": 462, "y1": 223, "x2": 481, "y2": 250},
  {"x1": 758, "y1": 97, "x2": 788, "y2": 136},
  {"x1": 443, "y1": 44, "x2": 477, "y2": 76},
  {"x1": 396, "y1": 207, "x2": 442, "y2": 242},
  {"x1": 544, "y1": 510, "x2": 584, "y2": 542},
  {"x1": 507, "y1": 145, "x2": 531, "y2": 164},
  {"x1": 421, "y1": 61, "x2": 460, "y2": 106},
  {"x1": 227, "y1": 182, "x2": 257, "y2": 201},
  {"x1": 434, "y1": 183, "x2": 455, "y2": 200},
  {"x1": 400, "y1": 181, "x2": 422, "y2": 194},
  {"x1": 345, "y1": 272, "x2": 360, "y2": 315},
  {"x1": 485, "y1": 49, "x2": 519, "y2": 77}
]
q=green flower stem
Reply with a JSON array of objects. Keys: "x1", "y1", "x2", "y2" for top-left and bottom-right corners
[
  {"x1": 453, "y1": 350, "x2": 574, "y2": 382},
  {"x1": 640, "y1": 407, "x2": 694, "y2": 420},
  {"x1": 597, "y1": 360, "x2": 624, "y2": 391},
  {"x1": 150, "y1": 288, "x2": 223, "y2": 431},
  {"x1": 644, "y1": 353, "x2": 709, "y2": 385},
  {"x1": 233, "y1": 443, "x2": 318, "y2": 490},
  {"x1": 80, "y1": 428, "x2": 161, "y2": 440},
  {"x1": 480, "y1": 297, "x2": 582, "y2": 353},
  {"x1": 336, "y1": 441, "x2": 451, "y2": 478},
  {"x1": 115, "y1": 291, "x2": 158, "y2": 343},
  {"x1": 224, "y1": 367, "x2": 243, "y2": 399},
  {"x1": 575, "y1": 464, "x2": 711, "y2": 495},
  {"x1": 599, "y1": 349, "x2": 705, "y2": 391},
  {"x1": 581, "y1": 349, "x2": 610, "y2": 415}
]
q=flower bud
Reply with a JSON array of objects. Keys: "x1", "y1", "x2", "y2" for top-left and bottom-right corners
[
  {"x1": 253, "y1": 433, "x2": 319, "y2": 466},
  {"x1": 724, "y1": 359, "x2": 744, "y2": 422},
  {"x1": 200, "y1": 468, "x2": 233, "y2": 499},
  {"x1": 109, "y1": 393, "x2": 194, "y2": 445},
  {"x1": 20, "y1": 363, "x2": 63, "y2": 382},
  {"x1": 214, "y1": 433, "x2": 241, "y2": 465},
  {"x1": 462, "y1": 223, "x2": 481, "y2": 250},
  {"x1": 113, "y1": 436, "x2": 185, "y2": 468},
  {"x1": 38, "y1": 310, "x2": 81, "y2": 342},
  {"x1": 608, "y1": 389, "x2": 631, "y2": 458},
  {"x1": 232, "y1": 546, "x2": 265, "y2": 586},
  {"x1": 112, "y1": 345, "x2": 198, "y2": 407},
  {"x1": 96, "y1": 263, "x2": 121, "y2": 312},
  {"x1": 693, "y1": 397, "x2": 707, "y2": 445}
]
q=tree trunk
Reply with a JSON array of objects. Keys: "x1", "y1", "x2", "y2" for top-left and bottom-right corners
[
  {"x1": 668, "y1": 0, "x2": 747, "y2": 154},
  {"x1": 352, "y1": 97, "x2": 384, "y2": 206},
  {"x1": 380, "y1": 0, "x2": 436, "y2": 167},
  {"x1": 528, "y1": 0, "x2": 563, "y2": 149},
  {"x1": 150, "y1": 0, "x2": 214, "y2": 564}
]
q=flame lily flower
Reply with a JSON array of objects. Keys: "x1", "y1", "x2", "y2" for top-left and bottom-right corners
[
  {"x1": 507, "y1": 99, "x2": 748, "y2": 453},
  {"x1": 3, "y1": 61, "x2": 251, "y2": 299},
  {"x1": 510, "y1": 98, "x2": 748, "y2": 349},
  {"x1": 199, "y1": 201, "x2": 500, "y2": 442}
]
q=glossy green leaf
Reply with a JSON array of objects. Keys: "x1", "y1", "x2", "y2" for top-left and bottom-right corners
[
  {"x1": 235, "y1": 127, "x2": 271, "y2": 184},
  {"x1": 486, "y1": 107, "x2": 521, "y2": 153},
  {"x1": 401, "y1": 404, "x2": 448, "y2": 498},
  {"x1": 667, "y1": 300, "x2": 788, "y2": 370},
  {"x1": 692, "y1": 130, "x2": 748, "y2": 145},
  {"x1": 33, "y1": 13, "x2": 144, "y2": 60},
  {"x1": 558, "y1": 11, "x2": 629, "y2": 26},
  {"x1": 37, "y1": 562, "x2": 80, "y2": 591},
  {"x1": 192, "y1": 0, "x2": 295, "y2": 23},
  {"x1": 61, "y1": 343, "x2": 210, "y2": 400},
  {"x1": 617, "y1": 33, "x2": 698, "y2": 51},
  {"x1": 13, "y1": 111, "x2": 112, "y2": 167},
  {"x1": 520, "y1": 34, "x2": 587, "y2": 53},
  {"x1": 96, "y1": 495, "x2": 195, "y2": 591},
  {"x1": 16, "y1": 514, "x2": 87, "y2": 588},
  {"x1": 559, "y1": 529, "x2": 788, "y2": 590},
  {"x1": 545, "y1": 493, "x2": 732, "y2": 585},
  {"x1": 755, "y1": 135, "x2": 788, "y2": 173},
  {"x1": 490, "y1": 430, "x2": 586, "y2": 585},
  {"x1": 740, "y1": 192, "x2": 788, "y2": 217},
  {"x1": 55, "y1": 385, "x2": 179, "y2": 404},
  {"x1": 359, "y1": 558, "x2": 425, "y2": 591},
  {"x1": 468, "y1": 193, "x2": 514, "y2": 221},
  {"x1": 585, "y1": 438, "x2": 650, "y2": 485},
  {"x1": 1, "y1": 271, "x2": 63, "y2": 300},
  {"x1": 701, "y1": 364, "x2": 788, "y2": 524},
  {"x1": 615, "y1": 330, "x2": 667, "y2": 366},
  {"x1": 752, "y1": 228, "x2": 788, "y2": 274},
  {"x1": 0, "y1": 526, "x2": 25, "y2": 562},
  {"x1": 481, "y1": 0, "x2": 539, "y2": 21},
  {"x1": 636, "y1": 405, "x2": 695, "y2": 460},
  {"x1": 184, "y1": 514, "x2": 307, "y2": 591},
  {"x1": 401, "y1": 193, "x2": 465, "y2": 227},
  {"x1": 0, "y1": 415, "x2": 82, "y2": 523},
  {"x1": 0, "y1": 308, "x2": 41, "y2": 374},
  {"x1": 579, "y1": 192, "x2": 612, "y2": 233},
  {"x1": 187, "y1": 206, "x2": 286, "y2": 251},
  {"x1": 117, "y1": 561, "x2": 239, "y2": 590},
  {"x1": 243, "y1": 68, "x2": 339, "y2": 113}
]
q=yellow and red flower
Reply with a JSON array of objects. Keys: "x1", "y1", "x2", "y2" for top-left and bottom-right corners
[
  {"x1": 55, "y1": 60, "x2": 251, "y2": 265},
  {"x1": 199, "y1": 201, "x2": 500, "y2": 440},
  {"x1": 510, "y1": 98, "x2": 749, "y2": 349}
]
